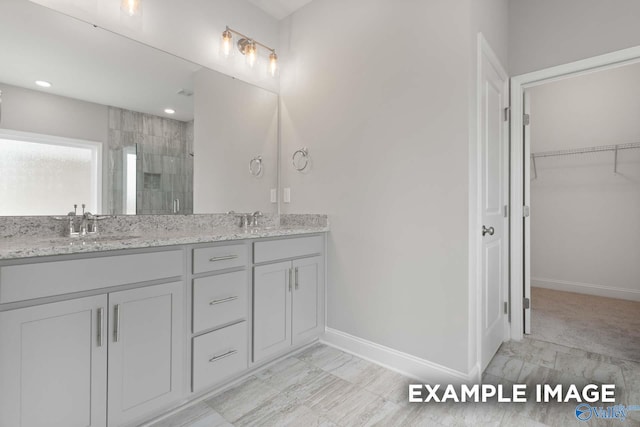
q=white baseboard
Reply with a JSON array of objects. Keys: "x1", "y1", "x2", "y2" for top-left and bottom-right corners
[
  {"x1": 321, "y1": 327, "x2": 476, "y2": 384},
  {"x1": 532, "y1": 277, "x2": 640, "y2": 302}
]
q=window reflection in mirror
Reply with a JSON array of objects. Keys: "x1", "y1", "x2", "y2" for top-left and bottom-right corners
[{"x1": 0, "y1": 132, "x2": 101, "y2": 216}]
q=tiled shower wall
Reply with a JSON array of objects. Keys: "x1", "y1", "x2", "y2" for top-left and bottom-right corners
[{"x1": 107, "y1": 107, "x2": 193, "y2": 215}]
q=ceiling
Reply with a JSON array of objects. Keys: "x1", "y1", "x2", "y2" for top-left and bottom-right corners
[
  {"x1": 248, "y1": 0, "x2": 313, "y2": 20},
  {"x1": 0, "y1": 0, "x2": 199, "y2": 121}
]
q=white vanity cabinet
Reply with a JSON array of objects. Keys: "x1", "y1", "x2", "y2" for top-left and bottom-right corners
[
  {"x1": 190, "y1": 243, "x2": 250, "y2": 393},
  {"x1": 107, "y1": 282, "x2": 184, "y2": 427},
  {"x1": 0, "y1": 231, "x2": 327, "y2": 427},
  {"x1": 0, "y1": 249, "x2": 185, "y2": 427},
  {"x1": 252, "y1": 236, "x2": 325, "y2": 363},
  {"x1": 0, "y1": 295, "x2": 108, "y2": 427}
]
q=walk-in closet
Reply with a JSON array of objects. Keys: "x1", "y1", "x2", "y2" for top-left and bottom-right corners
[{"x1": 527, "y1": 61, "x2": 640, "y2": 361}]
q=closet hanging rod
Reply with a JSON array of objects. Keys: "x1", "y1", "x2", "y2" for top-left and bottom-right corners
[{"x1": 531, "y1": 142, "x2": 640, "y2": 159}]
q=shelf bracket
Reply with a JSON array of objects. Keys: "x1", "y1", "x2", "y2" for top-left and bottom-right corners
[
  {"x1": 614, "y1": 145, "x2": 619, "y2": 174},
  {"x1": 531, "y1": 155, "x2": 538, "y2": 180}
]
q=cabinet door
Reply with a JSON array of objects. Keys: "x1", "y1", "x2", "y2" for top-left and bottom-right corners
[
  {"x1": 0, "y1": 295, "x2": 108, "y2": 427},
  {"x1": 292, "y1": 256, "x2": 324, "y2": 345},
  {"x1": 107, "y1": 282, "x2": 184, "y2": 427},
  {"x1": 253, "y1": 261, "x2": 292, "y2": 362}
]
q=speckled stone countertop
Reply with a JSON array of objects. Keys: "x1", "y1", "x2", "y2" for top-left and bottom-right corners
[{"x1": 0, "y1": 214, "x2": 328, "y2": 261}]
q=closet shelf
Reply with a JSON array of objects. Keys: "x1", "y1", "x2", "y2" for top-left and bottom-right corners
[
  {"x1": 530, "y1": 142, "x2": 640, "y2": 179},
  {"x1": 531, "y1": 142, "x2": 640, "y2": 159}
]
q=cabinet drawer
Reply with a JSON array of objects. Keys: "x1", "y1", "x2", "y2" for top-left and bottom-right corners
[
  {"x1": 253, "y1": 236, "x2": 324, "y2": 264},
  {"x1": 192, "y1": 322, "x2": 247, "y2": 393},
  {"x1": 0, "y1": 250, "x2": 184, "y2": 304},
  {"x1": 193, "y1": 271, "x2": 247, "y2": 333},
  {"x1": 193, "y1": 244, "x2": 247, "y2": 274}
]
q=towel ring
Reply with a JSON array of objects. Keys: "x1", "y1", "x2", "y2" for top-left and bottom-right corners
[
  {"x1": 249, "y1": 156, "x2": 263, "y2": 176},
  {"x1": 292, "y1": 148, "x2": 309, "y2": 172}
]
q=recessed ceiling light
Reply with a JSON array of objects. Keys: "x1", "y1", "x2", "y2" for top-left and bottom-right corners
[
  {"x1": 35, "y1": 80, "x2": 52, "y2": 88},
  {"x1": 164, "y1": 108, "x2": 176, "y2": 115}
]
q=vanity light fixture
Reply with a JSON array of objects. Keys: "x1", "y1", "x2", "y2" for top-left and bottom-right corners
[
  {"x1": 35, "y1": 80, "x2": 52, "y2": 88},
  {"x1": 221, "y1": 26, "x2": 278, "y2": 76},
  {"x1": 221, "y1": 28, "x2": 233, "y2": 57},
  {"x1": 164, "y1": 108, "x2": 175, "y2": 115},
  {"x1": 269, "y1": 52, "x2": 278, "y2": 77},
  {"x1": 121, "y1": 0, "x2": 142, "y2": 17}
]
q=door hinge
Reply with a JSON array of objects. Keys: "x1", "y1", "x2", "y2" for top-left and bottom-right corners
[
  {"x1": 523, "y1": 298, "x2": 531, "y2": 309},
  {"x1": 503, "y1": 301, "x2": 509, "y2": 314},
  {"x1": 523, "y1": 206, "x2": 530, "y2": 218},
  {"x1": 504, "y1": 107, "x2": 510, "y2": 122},
  {"x1": 523, "y1": 113, "x2": 530, "y2": 126},
  {"x1": 503, "y1": 205, "x2": 509, "y2": 218}
]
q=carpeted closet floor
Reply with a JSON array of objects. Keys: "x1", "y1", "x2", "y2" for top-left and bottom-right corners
[{"x1": 530, "y1": 287, "x2": 640, "y2": 363}]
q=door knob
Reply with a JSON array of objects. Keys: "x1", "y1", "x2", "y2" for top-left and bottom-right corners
[{"x1": 482, "y1": 225, "x2": 495, "y2": 236}]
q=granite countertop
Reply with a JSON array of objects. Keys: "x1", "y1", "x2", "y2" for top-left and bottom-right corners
[{"x1": 0, "y1": 224, "x2": 329, "y2": 261}]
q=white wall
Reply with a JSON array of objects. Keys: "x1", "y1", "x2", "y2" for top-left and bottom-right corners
[
  {"x1": 193, "y1": 69, "x2": 278, "y2": 214},
  {"x1": 0, "y1": 83, "x2": 108, "y2": 143},
  {"x1": 529, "y1": 64, "x2": 640, "y2": 300},
  {"x1": 280, "y1": 0, "x2": 508, "y2": 374},
  {"x1": 509, "y1": 0, "x2": 640, "y2": 75},
  {"x1": 29, "y1": 0, "x2": 280, "y2": 91}
]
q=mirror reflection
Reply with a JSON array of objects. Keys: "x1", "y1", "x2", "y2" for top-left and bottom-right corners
[{"x1": 0, "y1": 0, "x2": 278, "y2": 216}]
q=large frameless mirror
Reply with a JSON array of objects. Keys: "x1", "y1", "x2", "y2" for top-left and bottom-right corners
[{"x1": 0, "y1": 0, "x2": 278, "y2": 216}]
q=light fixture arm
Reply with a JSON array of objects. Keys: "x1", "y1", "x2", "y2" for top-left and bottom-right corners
[{"x1": 225, "y1": 26, "x2": 276, "y2": 54}]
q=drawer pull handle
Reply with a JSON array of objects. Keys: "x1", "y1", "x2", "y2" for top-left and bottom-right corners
[
  {"x1": 209, "y1": 296, "x2": 239, "y2": 305},
  {"x1": 209, "y1": 255, "x2": 239, "y2": 262},
  {"x1": 209, "y1": 349, "x2": 237, "y2": 363}
]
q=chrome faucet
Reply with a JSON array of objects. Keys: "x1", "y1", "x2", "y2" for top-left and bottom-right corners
[
  {"x1": 80, "y1": 212, "x2": 97, "y2": 235},
  {"x1": 251, "y1": 211, "x2": 264, "y2": 227},
  {"x1": 233, "y1": 211, "x2": 264, "y2": 229},
  {"x1": 67, "y1": 204, "x2": 98, "y2": 237}
]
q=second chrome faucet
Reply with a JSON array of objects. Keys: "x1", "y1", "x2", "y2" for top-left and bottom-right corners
[{"x1": 237, "y1": 211, "x2": 264, "y2": 229}]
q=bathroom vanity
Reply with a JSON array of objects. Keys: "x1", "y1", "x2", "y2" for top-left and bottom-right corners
[
  {"x1": 0, "y1": 2, "x2": 325, "y2": 425},
  {"x1": 0, "y1": 225, "x2": 327, "y2": 427}
]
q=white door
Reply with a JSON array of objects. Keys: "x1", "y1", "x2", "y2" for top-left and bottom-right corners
[
  {"x1": 292, "y1": 256, "x2": 324, "y2": 345},
  {"x1": 523, "y1": 90, "x2": 532, "y2": 334},
  {"x1": 107, "y1": 282, "x2": 184, "y2": 427},
  {"x1": 253, "y1": 261, "x2": 292, "y2": 362},
  {"x1": 0, "y1": 295, "x2": 108, "y2": 427},
  {"x1": 479, "y1": 37, "x2": 509, "y2": 370}
]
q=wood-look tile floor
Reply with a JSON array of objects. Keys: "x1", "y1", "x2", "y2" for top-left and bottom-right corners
[{"x1": 149, "y1": 337, "x2": 640, "y2": 427}]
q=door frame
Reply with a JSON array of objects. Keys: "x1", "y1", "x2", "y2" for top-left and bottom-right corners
[{"x1": 508, "y1": 45, "x2": 640, "y2": 340}]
